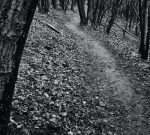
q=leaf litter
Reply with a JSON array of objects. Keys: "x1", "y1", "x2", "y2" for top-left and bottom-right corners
[{"x1": 8, "y1": 9, "x2": 150, "y2": 135}]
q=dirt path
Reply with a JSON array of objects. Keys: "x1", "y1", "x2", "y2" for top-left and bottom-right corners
[{"x1": 65, "y1": 14, "x2": 132, "y2": 104}]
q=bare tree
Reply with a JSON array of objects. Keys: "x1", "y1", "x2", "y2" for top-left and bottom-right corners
[
  {"x1": 87, "y1": 0, "x2": 94, "y2": 24},
  {"x1": 52, "y1": 0, "x2": 58, "y2": 9},
  {"x1": 0, "y1": 0, "x2": 38, "y2": 134},
  {"x1": 71, "y1": 0, "x2": 77, "y2": 11},
  {"x1": 38, "y1": 0, "x2": 50, "y2": 14},
  {"x1": 76, "y1": 0, "x2": 87, "y2": 25},
  {"x1": 138, "y1": 0, "x2": 150, "y2": 59},
  {"x1": 106, "y1": 0, "x2": 121, "y2": 34},
  {"x1": 59, "y1": 0, "x2": 69, "y2": 12}
]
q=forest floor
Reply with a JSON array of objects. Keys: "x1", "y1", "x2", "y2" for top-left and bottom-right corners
[{"x1": 9, "y1": 8, "x2": 150, "y2": 135}]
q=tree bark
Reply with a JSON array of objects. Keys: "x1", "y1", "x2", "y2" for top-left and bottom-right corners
[
  {"x1": 138, "y1": 0, "x2": 148, "y2": 59},
  {"x1": 141, "y1": 4, "x2": 150, "y2": 59},
  {"x1": 52, "y1": 0, "x2": 58, "y2": 9},
  {"x1": 71, "y1": 0, "x2": 76, "y2": 11},
  {"x1": 60, "y1": 0, "x2": 69, "y2": 12},
  {"x1": 38, "y1": 0, "x2": 50, "y2": 14},
  {"x1": 92, "y1": 0, "x2": 100, "y2": 26},
  {"x1": 106, "y1": 0, "x2": 121, "y2": 34},
  {"x1": 76, "y1": 0, "x2": 87, "y2": 25},
  {"x1": 0, "y1": 0, "x2": 38, "y2": 134},
  {"x1": 87, "y1": 0, "x2": 93, "y2": 24}
]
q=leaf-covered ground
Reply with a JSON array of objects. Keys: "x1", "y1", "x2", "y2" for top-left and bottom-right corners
[{"x1": 8, "y1": 8, "x2": 150, "y2": 135}]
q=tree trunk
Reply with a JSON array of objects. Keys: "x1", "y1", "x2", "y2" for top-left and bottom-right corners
[
  {"x1": 138, "y1": 0, "x2": 148, "y2": 56},
  {"x1": 0, "y1": 0, "x2": 38, "y2": 134},
  {"x1": 60, "y1": 0, "x2": 69, "y2": 12},
  {"x1": 59, "y1": 0, "x2": 64, "y2": 10},
  {"x1": 52, "y1": 0, "x2": 58, "y2": 9},
  {"x1": 106, "y1": 0, "x2": 120, "y2": 34},
  {"x1": 76, "y1": 0, "x2": 87, "y2": 25},
  {"x1": 142, "y1": 4, "x2": 150, "y2": 59},
  {"x1": 92, "y1": 0, "x2": 100, "y2": 26},
  {"x1": 97, "y1": 0, "x2": 106, "y2": 25},
  {"x1": 71, "y1": 0, "x2": 76, "y2": 11},
  {"x1": 87, "y1": 0, "x2": 93, "y2": 24},
  {"x1": 64, "y1": 0, "x2": 69, "y2": 12},
  {"x1": 38, "y1": 0, "x2": 50, "y2": 14}
]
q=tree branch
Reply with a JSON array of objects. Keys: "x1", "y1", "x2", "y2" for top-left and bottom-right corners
[{"x1": 33, "y1": 17, "x2": 62, "y2": 35}]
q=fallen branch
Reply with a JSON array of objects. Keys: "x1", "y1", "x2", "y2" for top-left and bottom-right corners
[
  {"x1": 103, "y1": 16, "x2": 139, "y2": 40},
  {"x1": 113, "y1": 22, "x2": 139, "y2": 40},
  {"x1": 33, "y1": 17, "x2": 62, "y2": 35}
]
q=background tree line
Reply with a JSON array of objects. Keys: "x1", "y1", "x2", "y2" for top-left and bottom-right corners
[{"x1": 38, "y1": 0, "x2": 150, "y2": 60}]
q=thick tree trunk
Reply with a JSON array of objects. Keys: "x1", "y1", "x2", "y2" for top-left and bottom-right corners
[
  {"x1": 0, "y1": 0, "x2": 38, "y2": 134},
  {"x1": 76, "y1": 0, "x2": 87, "y2": 25}
]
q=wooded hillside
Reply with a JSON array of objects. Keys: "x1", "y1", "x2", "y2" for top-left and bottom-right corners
[{"x1": 0, "y1": 1, "x2": 150, "y2": 135}]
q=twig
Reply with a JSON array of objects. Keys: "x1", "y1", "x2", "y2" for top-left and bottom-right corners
[{"x1": 33, "y1": 17, "x2": 62, "y2": 35}]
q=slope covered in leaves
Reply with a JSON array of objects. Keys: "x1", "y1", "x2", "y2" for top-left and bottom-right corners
[
  {"x1": 73, "y1": 9, "x2": 150, "y2": 135},
  {"x1": 8, "y1": 8, "x2": 150, "y2": 135}
]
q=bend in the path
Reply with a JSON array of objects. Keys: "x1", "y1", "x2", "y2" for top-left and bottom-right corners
[{"x1": 65, "y1": 14, "x2": 132, "y2": 104}]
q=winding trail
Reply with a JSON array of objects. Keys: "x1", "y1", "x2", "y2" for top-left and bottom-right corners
[{"x1": 65, "y1": 14, "x2": 132, "y2": 104}]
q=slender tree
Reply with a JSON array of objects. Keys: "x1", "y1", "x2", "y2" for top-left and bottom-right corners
[
  {"x1": 0, "y1": 0, "x2": 38, "y2": 134},
  {"x1": 71, "y1": 0, "x2": 76, "y2": 11},
  {"x1": 106, "y1": 0, "x2": 121, "y2": 34},
  {"x1": 92, "y1": 0, "x2": 100, "y2": 26},
  {"x1": 38, "y1": 0, "x2": 50, "y2": 14},
  {"x1": 87, "y1": 0, "x2": 94, "y2": 24},
  {"x1": 52, "y1": 0, "x2": 58, "y2": 9},
  {"x1": 144, "y1": 5, "x2": 150, "y2": 59},
  {"x1": 59, "y1": 0, "x2": 69, "y2": 12},
  {"x1": 138, "y1": 0, "x2": 148, "y2": 58},
  {"x1": 76, "y1": 0, "x2": 87, "y2": 25}
]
